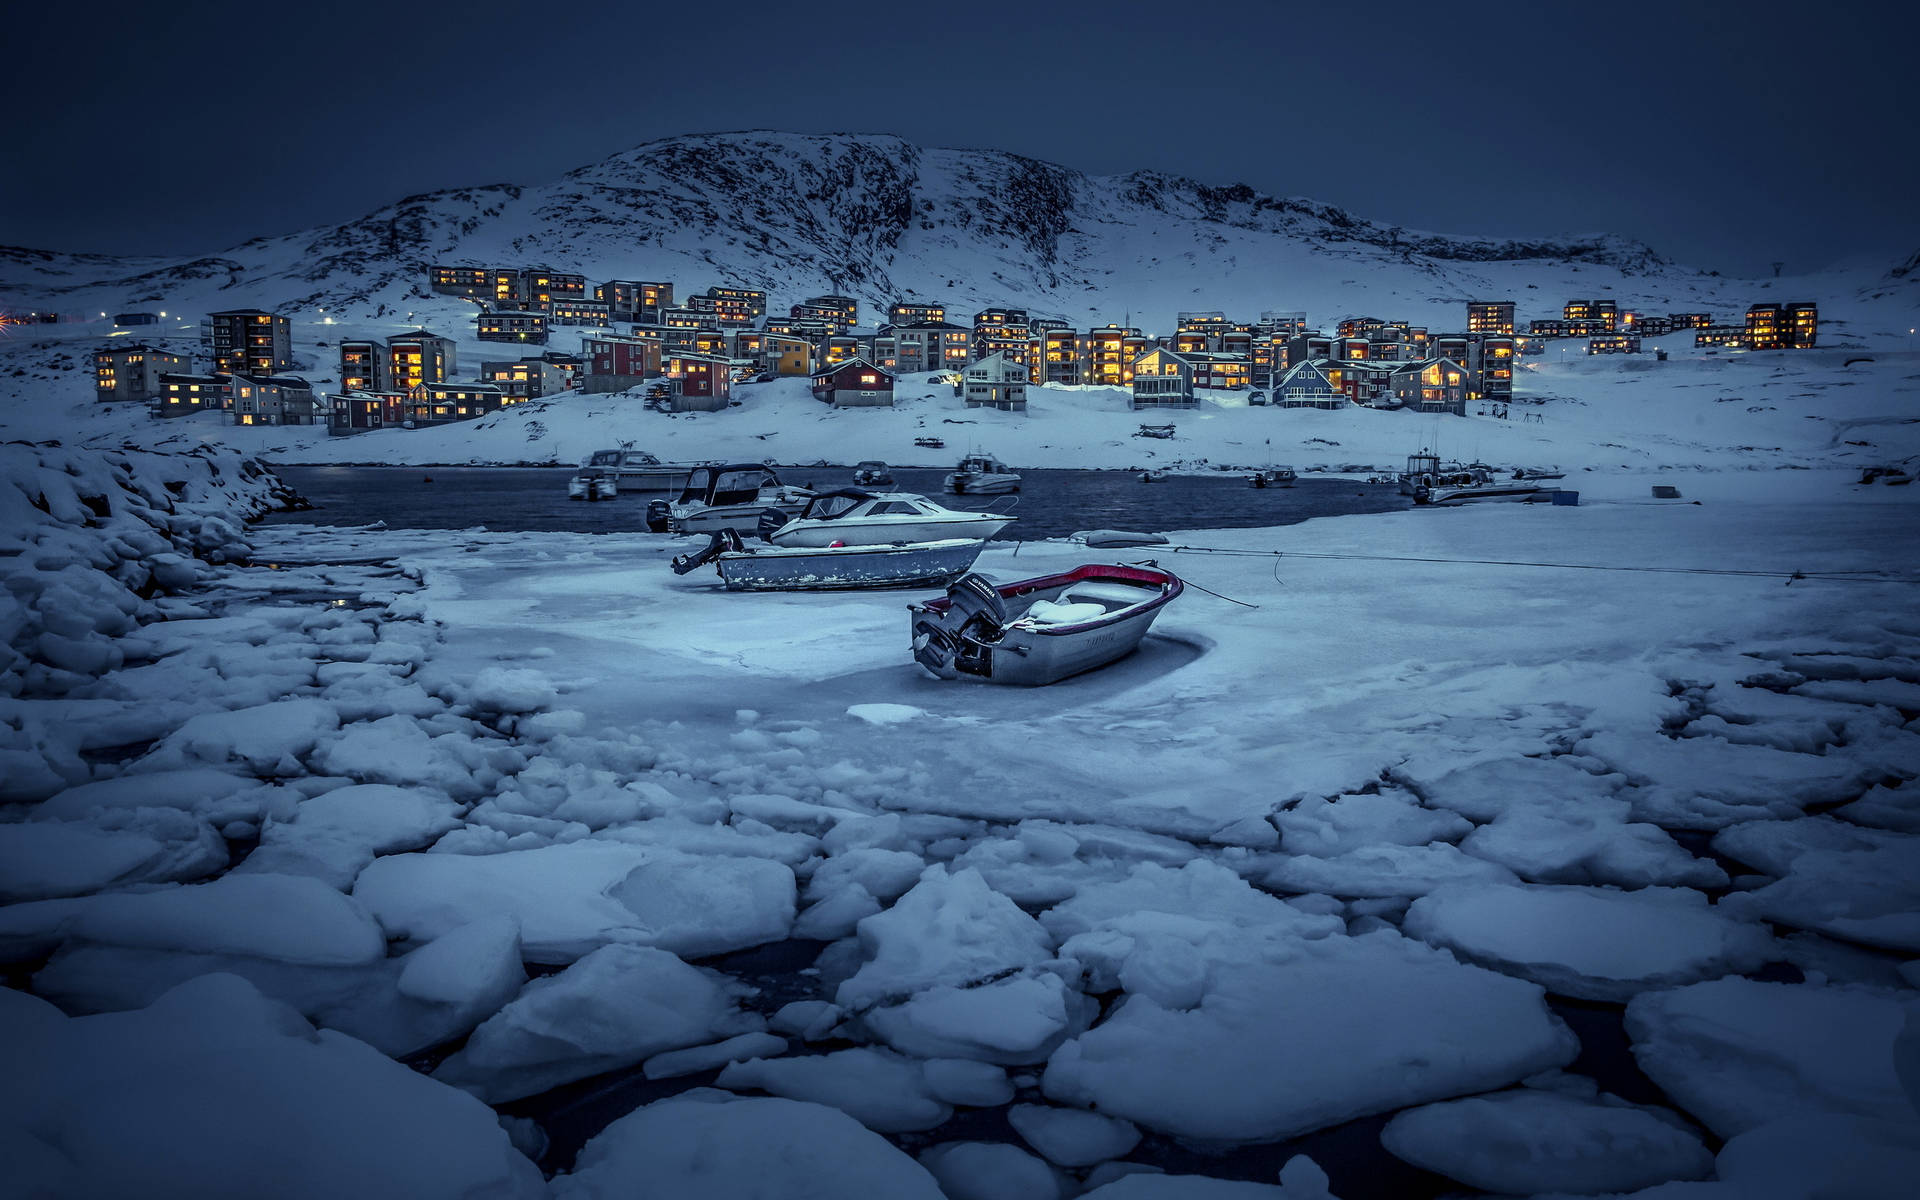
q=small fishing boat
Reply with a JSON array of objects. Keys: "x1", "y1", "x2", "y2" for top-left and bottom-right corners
[
  {"x1": 1400, "y1": 452, "x2": 1549, "y2": 505},
  {"x1": 568, "y1": 466, "x2": 617, "y2": 501},
  {"x1": 579, "y1": 448, "x2": 698, "y2": 493},
  {"x1": 908, "y1": 563, "x2": 1183, "y2": 686},
  {"x1": 1512, "y1": 467, "x2": 1566, "y2": 481},
  {"x1": 852, "y1": 460, "x2": 894, "y2": 487},
  {"x1": 946, "y1": 453, "x2": 1022, "y2": 495},
  {"x1": 646, "y1": 463, "x2": 813, "y2": 534},
  {"x1": 671, "y1": 530, "x2": 987, "y2": 591},
  {"x1": 1250, "y1": 465, "x2": 1296, "y2": 488},
  {"x1": 764, "y1": 489, "x2": 1015, "y2": 547},
  {"x1": 914, "y1": 436, "x2": 946, "y2": 450}
]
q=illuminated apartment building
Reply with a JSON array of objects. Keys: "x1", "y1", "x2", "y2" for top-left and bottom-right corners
[
  {"x1": 1041, "y1": 327, "x2": 1083, "y2": 385},
  {"x1": 338, "y1": 340, "x2": 387, "y2": 393},
  {"x1": 972, "y1": 307, "x2": 1032, "y2": 371},
  {"x1": 94, "y1": 344, "x2": 188, "y2": 403},
  {"x1": 663, "y1": 353, "x2": 732, "y2": 412},
  {"x1": 206, "y1": 310, "x2": 293, "y2": 375},
  {"x1": 804, "y1": 295, "x2": 859, "y2": 328},
  {"x1": 1467, "y1": 301, "x2": 1515, "y2": 336},
  {"x1": 428, "y1": 266, "x2": 489, "y2": 297},
  {"x1": 1390, "y1": 357, "x2": 1469, "y2": 414},
  {"x1": 597, "y1": 280, "x2": 673, "y2": 325},
  {"x1": 821, "y1": 335, "x2": 864, "y2": 366},
  {"x1": 1084, "y1": 325, "x2": 1149, "y2": 386},
  {"x1": 704, "y1": 286, "x2": 767, "y2": 321},
  {"x1": 686, "y1": 292, "x2": 757, "y2": 327},
  {"x1": 548, "y1": 297, "x2": 612, "y2": 326},
  {"x1": 405, "y1": 382, "x2": 508, "y2": 426},
  {"x1": 1562, "y1": 299, "x2": 1619, "y2": 332},
  {"x1": 1694, "y1": 324, "x2": 1749, "y2": 349},
  {"x1": 1742, "y1": 303, "x2": 1824, "y2": 350},
  {"x1": 1129, "y1": 347, "x2": 1197, "y2": 409},
  {"x1": 1335, "y1": 315, "x2": 1388, "y2": 338},
  {"x1": 580, "y1": 333, "x2": 662, "y2": 392},
  {"x1": 891, "y1": 320, "x2": 971, "y2": 374},
  {"x1": 480, "y1": 358, "x2": 569, "y2": 401},
  {"x1": 1255, "y1": 310, "x2": 1309, "y2": 337},
  {"x1": 1587, "y1": 335, "x2": 1642, "y2": 354},
  {"x1": 962, "y1": 353, "x2": 1028, "y2": 410},
  {"x1": 1667, "y1": 313, "x2": 1713, "y2": 330},
  {"x1": 789, "y1": 302, "x2": 851, "y2": 334},
  {"x1": 760, "y1": 333, "x2": 816, "y2": 376},
  {"x1": 151, "y1": 373, "x2": 232, "y2": 418},
  {"x1": 230, "y1": 375, "x2": 319, "y2": 426},
  {"x1": 384, "y1": 332, "x2": 458, "y2": 392},
  {"x1": 476, "y1": 310, "x2": 549, "y2": 345},
  {"x1": 660, "y1": 306, "x2": 708, "y2": 329},
  {"x1": 889, "y1": 300, "x2": 946, "y2": 326}
]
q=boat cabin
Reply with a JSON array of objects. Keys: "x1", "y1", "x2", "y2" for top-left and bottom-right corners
[
  {"x1": 955, "y1": 454, "x2": 1011, "y2": 475},
  {"x1": 586, "y1": 448, "x2": 661, "y2": 469},
  {"x1": 797, "y1": 490, "x2": 961, "y2": 522},
  {"x1": 673, "y1": 463, "x2": 782, "y2": 507}
]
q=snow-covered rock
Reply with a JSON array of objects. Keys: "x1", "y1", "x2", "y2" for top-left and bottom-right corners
[
  {"x1": 353, "y1": 840, "x2": 796, "y2": 963},
  {"x1": 434, "y1": 944, "x2": 757, "y2": 1102},
  {"x1": 551, "y1": 1093, "x2": 944, "y2": 1199},
  {"x1": 1624, "y1": 977, "x2": 1919, "y2": 1138},
  {"x1": 1402, "y1": 883, "x2": 1776, "y2": 1001},
  {"x1": 1380, "y1": 1088, "x2": 1713, "y2": 1195}
]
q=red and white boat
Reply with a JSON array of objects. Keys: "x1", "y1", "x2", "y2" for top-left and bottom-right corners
[{"x1": 908, "y1": 563, "x2": 1182, "y2": 685}]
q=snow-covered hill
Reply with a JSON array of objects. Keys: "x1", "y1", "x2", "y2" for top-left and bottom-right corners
[{"x1": 0, "y1": 130, "x2": 1779, "y2": 332}]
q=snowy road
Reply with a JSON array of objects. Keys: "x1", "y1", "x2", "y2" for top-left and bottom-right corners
[{"x1": 6, "y1": 450, "x2": 1920, "y2": 1198}]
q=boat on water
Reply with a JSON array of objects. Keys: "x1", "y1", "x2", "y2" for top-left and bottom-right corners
[
  {"x1": 763, "y1": 489, "x2": 1015, "y2": 548},
  {"x1": 908, "y1": 563, "x2": 1183, "y2": 686},
  {"x1": 946, "y1": 453, "x2": 1022, "y2": 495},
  {"x1": 851, "y1": 460, "x2": 894, "y2": 487},
  {"x1": 914, "y1": 436, "x2": 946, "y2": 450},
  {"x1": 646, "y1": 463, "x2": 813, "y2": 534},
  {"x1": 579, "y1": 448, "x2": 698, "y2": 493},
  {"x1": 1399, "y1": 452, "x2": 1551, "y2": 506},
  {"x1": 1250, "y1": 466, "x2": 1297, "y2": 488},
  {"x1": 671, "y1": 530, "x2": 987, "y2": 591},
  {"x1": 567, "y1": 466, "x2": 617, "y2": 501}
]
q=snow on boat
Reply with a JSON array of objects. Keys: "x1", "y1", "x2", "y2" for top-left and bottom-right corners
[
  {"x1": 945, "y1": 453, "x2": 1022, "y2": 495},
  {"x1": 763, "y1": 489, "x2": 1015, "y2": 548},
  {"x1": 567, "y1": 467, "x2": 617, "y2": 501},
  {"x1": 646, "y1": 463, "x2": 813, "y2": 535},
  {"x1": 580, "y1": 448, "x2": 698, "y2": 493},
  {"x1": 909, "y1": 563, "x2": 1183, "y2": 685},
  {"x1": 671, "y1": 530, "x2": 987, "y2": 591}
]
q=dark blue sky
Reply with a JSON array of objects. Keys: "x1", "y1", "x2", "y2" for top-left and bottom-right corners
[{"x1": 3, "y1": 0, "x2": 1910, "y2": 276}]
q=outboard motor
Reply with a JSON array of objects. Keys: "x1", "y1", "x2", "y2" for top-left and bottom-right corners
[
  {"x1": 757, "y1": 507, "x2": 791, "y2": 542},
  {"x1": 670, "y1": 529, "x2": 745, "y2": 576},
  {"x1": 913, "y1": 573, "x2": 1007, "y2": 678},
  {"x1": 645, "y1": 499, "x2": 672, "y2": 533}
]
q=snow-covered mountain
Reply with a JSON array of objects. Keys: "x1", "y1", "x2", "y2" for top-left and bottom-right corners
[{"x1": 2, "y1": 131, "x2": 1736, "y2": 332}]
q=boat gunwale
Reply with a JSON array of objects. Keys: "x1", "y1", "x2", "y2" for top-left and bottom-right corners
[{"x1": 908, "y1": 563, "x2": 1182, "y2": 636}]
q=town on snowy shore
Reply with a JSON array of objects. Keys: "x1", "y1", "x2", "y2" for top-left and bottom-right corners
[{"x1": 3, "y1": 124, "x2": 1919, "y2": 1200}]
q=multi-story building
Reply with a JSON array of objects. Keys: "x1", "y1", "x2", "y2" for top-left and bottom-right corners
[
  {"x1": 476, "y1": 310, "x2": 549, "y2": 345},
  {"x1": 1336, "y1": 316, "x2": 1388, "y2": 338},
  {"x1": 338, "y1": 340, "x2": 387, "y2": 393},
  {"x1": 1186, "y1": 352, "x2": 1251, "y2": 391},
  {"x1": 804, "y1": 295, "x2": 859, "y2": 328},
  {"x1": 972, "y1": 307, "x2": 1032, "y2": 373},
  {"x1": 548, "y1": 297, "x2": 612, "y2": 326},
  {"x1": 663, "y1": 353, "x2": 733, "y2": 411},
  {"x1": 1256, "y1": 310, "x2": 1309, "y2": 337},
  {"x1": 480, "y1": 358, "x2": 570, "y2": 401},
  {"x1": 1389, "y1": 358, "x2": 1470, "y2": 414},
  {"x1": 597, "y1": 280, "x2": 673, "y2": 325},
  {"x1": 703, "y1": 286, "x2": 767, "y2": 322},
  {"x1": 1694, "y1": 324, "x2": 1749, "y2": 349},
  {"x1": 1428, "y1": 334, "x2": 1510, "y2": 402},
  {"x1": 761, "y1": 333, "x2": 816, "y2": 377},
  {"x1": 94, "y1": 344, "x2": 188, "y2": 403},
  {"x1": 1467, "y1": 301, "x2": 1515, "y2": 336},
  {"x1": 821, "y1": 335, "x2": 864, "y2": 366},
  {"x1": 428, "y1": 265, "x2": 489, "y2": 298},
  {"x1": 1274, "y1": 361, "x2": 1342, "y2": 408},
  {"x1": 385, "y1": 332, "x2": 457, "y2": 392},
  {"x1": 521, "y1": 270, "x2": 586, "y2": 310},
  {"x1": 660, "y1": 306, "x2": 707, "y2": 329},
  {"x1": 230, "y1": 375, "x2": 319, "y2": 426},
  {"x1": 1786, "y1": 302, "x2": 1818, "y2": 348},
  {"x1": 1084, "y1": 325, "x2": 1149, "y2": 386},
  {"x1": 1039, "y1": 327, "x2": 1083, "y2": 385},
  {"x1": 404, "y1": 382, "x2": 508, "y2": 426},
  {"x1": 1587, "y1": 335, "x2": 1642, "y2": 355},
  {"x1": 1747, "y1": 302, "x2": 1818, "y2": 349},
  {"x1": 891, "y1": 321, "x2": 971, "y2": 374},
  {"x1": 1130, "y1": 347, "x2": 1197, "y2": 409},
  {"x1": 1668, "y1": 313, "x2": 1713, "y2": 329},
  {"x1": 686, "y1": 293, "x2": 758, "y2": 327},
  {"x1": 787, "y1": 302, "x2": 849, "y2": 334},
  {"x1": 152, "y1": 373, "x2": 233, "y2": 418},
  {"x1": 206, "y1": 310, "x2": 293, "y2": 375},
  {"x1": 328, "y1": 391, "x2": 407, "y2": 436},
  {"x1": 1562, "y1": 299, "x2": 1619, "y2": 332},
  {"x1": 963, "y1": 353, "x2": 1028, "y2": 410},
  {"x1": 581, "y1": 333, "x2": 663, "y2": 392},
  {"x1": 888, "y1": 300, "x2": 946, "y2": 326}
]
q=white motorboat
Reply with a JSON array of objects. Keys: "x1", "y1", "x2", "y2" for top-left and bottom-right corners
[
  {"x1": 671, "y1": 530, "x2": 988, "y2": 591},
  {"x1": 763, "y1": 489, "x2": 1015, "y2": 548},
  {"x1": 851, "y1": 461, "x2": 894, "y2": 487},
  {"x1": 1250, "y1": 465, "x2": 1296, "y2": 488},
  {"x1": 946, "y1": 453, "x2": 1021, "y2": 495},
  {"x1": 646, "y1": 463, "x2": 813, "y2": 535},
  {"x1": 909, "y1": 563, "x2": 1184, "y2": 685},
  {"x1": 580, "y1": 448, "x2": 699, "y2": 493},
  {"x1": 568, "y1": 467, "x2": 617, "y2": 501}
]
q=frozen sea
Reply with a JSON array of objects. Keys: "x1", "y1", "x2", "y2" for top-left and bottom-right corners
[{"x1": 6, "y1": 445, "x2": 1920, "y2": 1200}]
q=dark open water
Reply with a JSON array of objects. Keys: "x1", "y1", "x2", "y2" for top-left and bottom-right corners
[{"x1": 261, "y1": 465, "x2": 1409, "y2": 539}]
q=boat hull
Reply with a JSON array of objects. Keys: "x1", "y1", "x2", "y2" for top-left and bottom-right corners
[
  {"x1": 607, "y1": 467, "x2": 691, "y2": 493},
  {"x1": 714, "y1": 539, "x2": 987, "y2": 591},
  {"x1": 945, "y1": 473, "x2": 1021, "y2": 495},
  {"x1": 1418, "y1": 484, "x2": 1552, "y2": 506},
  {"x1": 769, "y1": 515, "x2": 1013, "y2": 548},
  {"x1": 908, "y1": 563, "x2": 1182, "y2": 686}
]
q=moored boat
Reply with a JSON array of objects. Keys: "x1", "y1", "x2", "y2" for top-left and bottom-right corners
[
  {"x1": 851, "y1": 460, "x2": 894, "y2": 487},
  {"x1": 1400, "y1": 451, "x2": 1550, "y2": 505},
  {"x1": 946, "y1": 453, "x2": 1021, "y2": 495},
  {"x1": 908, "y1": 563, "x2": 1183, "y2": 685},
  {"x1": 567, "y1": 467, "x2": 617, "y2": 501},
  {"x1": 579, "y1": 448, "x2": 698, "y2": 493},
  {"x1": 671, "y1": 531, "x2": 987, "y2": 591},
  {"x1": 764, "y1": 489, "x2": 1015, "y2": 547},
  {"x1": 646, "y1": 463, "x2": 813, "y2": 534}
]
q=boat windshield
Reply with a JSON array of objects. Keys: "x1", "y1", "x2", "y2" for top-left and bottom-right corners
[
  {"x1": 675, "y1": 467, "x2": 716, "y2": 503},
  {"x1": 803, "y1": 492, "x2": 869, "y2": 521},
  {"x1": 710, "y1": 468, "x2": 774, "y2": 504},
  {"x1": 588, "y1": 450, "x2": 621, "y2": 466}
]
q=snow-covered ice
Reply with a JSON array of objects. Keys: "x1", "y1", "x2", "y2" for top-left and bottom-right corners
[{"x1": 1007, "y1": 1102, "x2": 1142, "y2": 1167}]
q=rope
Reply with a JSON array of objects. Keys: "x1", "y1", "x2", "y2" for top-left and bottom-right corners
[{"x1": 1142, "y1": 542, "x2": 1913, "y2": 585}]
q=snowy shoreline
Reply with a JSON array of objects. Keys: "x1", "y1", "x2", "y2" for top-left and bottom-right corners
[{"x1": 4, "y1": 444, "x2": 1919, "y2": 1198}]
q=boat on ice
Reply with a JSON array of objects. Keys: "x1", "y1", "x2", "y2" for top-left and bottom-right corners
[
  {"x1": 914, "y1": 436, "x2": 946, "y2": 450},
  {"x1": 851, "y1": 461, "x2": 895, "y2": 487},
  {"x1": 671, "y1": 530, "x2": 987, "y2": 591},
  {"x1": 763, "y1": 489, "x2": 1015, "y2": 547},
  {"x1": 1512, "y1": 467, "x2": 1566, "y2": 481},
  {"x1": 1400, "y1": 452, "x2": 1551, "y2": 506},
  {"x1": 579, "y1": 448, "x2": 698, "y2": 493},
  {"x1": 567, "y1": 466, "x2": 617, "y2": 501},
  {"x1": 946, "y1": 453, "x2": 1022, "y2": 496},
  {"x1": 908, "y1": 563, "x2": 1183, "y2": 686},
  {"x1": 646, "y1": 463, "x2": 813, "y2": 534}
]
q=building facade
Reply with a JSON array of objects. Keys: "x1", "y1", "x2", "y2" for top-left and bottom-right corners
[
  {"x1": 1130, "y1": 347, "x2": 1197, "y2": 409},
  {"x1": 94, "y1": 344, "x2": 188, "y2": 403},
  {"x1": 207, "y1": 310, "x2": 293, "y2": 375},
  {"x1": 1467, "y1": 301, "x2": 1516, "y2": 336},
  {"x1": 809, "y1": 358, "x2": 896, "y2": 407},
  {"x1": 962, "y1": 353, "x2": 1028, "y2": 410}
]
